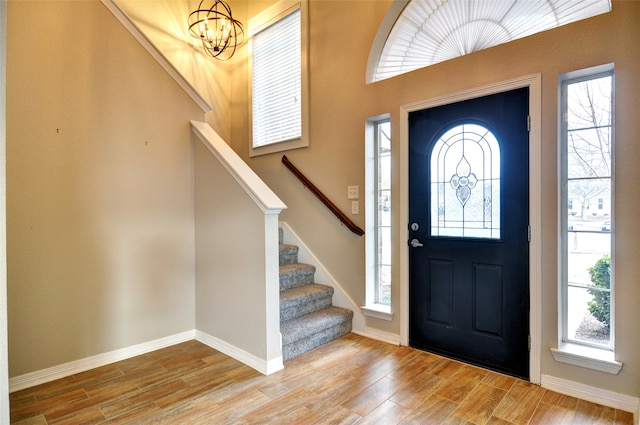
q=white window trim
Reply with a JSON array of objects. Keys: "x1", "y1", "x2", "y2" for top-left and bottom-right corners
[
  {"x1": 248, "y1": 0, "x2": 309, "y2": 157},
  {"x1": 362, "y1": 304, "x2": 393, "y2": 321},
  {"x1": 362, "y1": 115, "x2": 393, "y2": 321},
  {"x1": 551, "y1": 344, "x2": 621, "y2": 375},
  {"x1": 554, "y1": 63, "x2": 620, "y2": 374}
]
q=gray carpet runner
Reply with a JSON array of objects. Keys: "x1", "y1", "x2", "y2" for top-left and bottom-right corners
[{"x1": 279, "y1": 229, "x2": 353, "y2": 361}]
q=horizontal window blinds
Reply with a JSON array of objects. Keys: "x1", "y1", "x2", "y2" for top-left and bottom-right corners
[{"x1": 252, "y1": 9, "x2": 301, "y2": 148}]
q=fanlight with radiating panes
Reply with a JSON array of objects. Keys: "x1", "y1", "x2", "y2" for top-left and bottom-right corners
[
  {"x1": 368, "y1": 0, "x2": 611, "y2": 83},
  {"x1": 430, "y1": 123, "x2": 501, "y2": 239}
]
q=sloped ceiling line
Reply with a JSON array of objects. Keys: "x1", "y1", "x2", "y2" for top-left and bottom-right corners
[{"x1": 100, "y1": 0, "x2": 212, "y2": 113}]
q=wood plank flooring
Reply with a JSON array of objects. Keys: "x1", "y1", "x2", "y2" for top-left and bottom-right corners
[{"x1": 10, "y1": 334, "x2": 634, "y2": 424}]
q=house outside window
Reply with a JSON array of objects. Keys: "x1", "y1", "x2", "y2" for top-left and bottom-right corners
[
  {"x1": 559, "y1": 64, "x2": 614, "y2": 355},
  {"x1": 248, "y1": 0, "x2": 308, "y2": 157}
]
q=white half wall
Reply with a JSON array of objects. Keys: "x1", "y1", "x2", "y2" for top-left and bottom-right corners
[{"x1": 192, "y1": 121, "x2": 285, "y2": 371}]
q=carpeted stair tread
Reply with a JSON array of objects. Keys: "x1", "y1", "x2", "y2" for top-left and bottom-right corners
[
  {"x1": 278, "y1": 227, "x2": 353, "y2": 361},
  {"x1": 282, "y1": 320, "x2": 352, "y2": 361},
  {"x1": 280, "y1": 283, "x2": 333, "y2": 306},
  {"x1": 281, "y1": 306, "x2": 354, "y2": 346},
  {"x1": 279, "y1": 244, "x2": 299, "y2": 266},
  {"x1": 280, "y1": 284, "x2": 334, "y2": 321},
  {"x1": 279, "y1": 263, "x2": 316, "y2": 290}
]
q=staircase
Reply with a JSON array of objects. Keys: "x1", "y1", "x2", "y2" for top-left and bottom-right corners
[{"x1": 279, "y1": 229, "x2": 353, "y2": 361}]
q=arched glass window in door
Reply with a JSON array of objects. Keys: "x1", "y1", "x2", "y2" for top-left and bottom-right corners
[{"x1": 430, "y1": 123, "x2": 501, "y2": 239}]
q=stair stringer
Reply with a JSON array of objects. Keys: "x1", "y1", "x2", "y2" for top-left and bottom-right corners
[{"x1": 278, "y1": 222, "x2": 367, "y2": 335}]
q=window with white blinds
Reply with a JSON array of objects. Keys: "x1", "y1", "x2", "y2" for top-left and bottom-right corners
[{"x1": 249, "y1": 1, "x2": 308, "y2": 156}]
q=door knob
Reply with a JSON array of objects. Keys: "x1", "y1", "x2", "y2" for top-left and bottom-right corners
[{"x1": 410, "y1": 238, "x2": 423, "y2": 248}]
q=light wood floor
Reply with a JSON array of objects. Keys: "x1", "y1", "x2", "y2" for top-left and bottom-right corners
[{"x1": 10, "y1": 334, "x2": 634, "y2": 425}]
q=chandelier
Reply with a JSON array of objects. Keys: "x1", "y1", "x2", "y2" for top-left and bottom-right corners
[{"x1": 188, "y1": 0, "x2": 244, "y2": 61}]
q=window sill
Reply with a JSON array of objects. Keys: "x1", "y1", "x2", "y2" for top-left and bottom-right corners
[
  {"x1": 361, "y1": 304, "x2": 394, "y2": 321},
  {"x1": 550, "y1": 343, "x2": 622, "y2": 375}
]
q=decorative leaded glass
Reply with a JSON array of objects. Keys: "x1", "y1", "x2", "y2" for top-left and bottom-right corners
[{"x1": 430, "y1": 123, "x2": 501, "y2": 239}]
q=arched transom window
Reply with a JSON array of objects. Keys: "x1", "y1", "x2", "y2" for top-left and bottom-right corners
[
  {"x1": 366, "y1": 0, "x2": 611, "y2": 83},
  {"x1": 431, "y1": 123, "x2": 500, "y2": 239}
]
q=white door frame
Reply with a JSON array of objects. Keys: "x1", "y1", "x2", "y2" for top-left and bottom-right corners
[{"x1": 399, "y1": 74, "x2": 542, "y2": 384}]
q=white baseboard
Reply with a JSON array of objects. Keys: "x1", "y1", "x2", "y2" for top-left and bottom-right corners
[
  {"x1": 195, "y1": 330, "x2": 283, "y2": 376},
  {"x1": 352, "y1": 328, "x2": 401, "y2": 346},
  {"x1": 9, "y1": 329, "x2": 285, "y2": 394},
  {"x1": 9, "y1": 330, "x2": 195, "y2": 393},
  {"x1": 541, "y1": 374, "x2": 639, "y2": 423}
]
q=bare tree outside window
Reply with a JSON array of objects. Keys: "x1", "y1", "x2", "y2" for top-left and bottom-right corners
[
  {"x1": 564, "y1": 73, "x2": 613, "y2": 348},
  {"x1": 567, "y1": 77, "x2": 612, "y2": 220}
]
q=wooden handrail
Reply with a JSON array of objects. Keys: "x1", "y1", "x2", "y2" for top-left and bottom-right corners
[{"x1": 282, "y1": 155, "x2": 365, "y2": 236}]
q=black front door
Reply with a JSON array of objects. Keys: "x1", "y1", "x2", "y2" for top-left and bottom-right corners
[{"x1": 408, "y1": 88, "x2": 530, "y2": 379}]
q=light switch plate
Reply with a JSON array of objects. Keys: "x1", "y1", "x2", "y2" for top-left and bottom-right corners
[
  {"x1": 351, "y1": 201, "x2": 359, "y2": 215},
  {"x1": 348, "y1": 185, "x2": 359, "y2": 199}
]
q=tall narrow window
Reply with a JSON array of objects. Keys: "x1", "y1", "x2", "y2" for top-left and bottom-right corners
[
  {"x1": 363, "y1": 116, "x2": 393, "y2": 320},
  {"x1": 249, "y1": 0, "x2": 308, "y2": 157},
  {"x1": 560, "y1": 65, "x2": 614, "y2": 350},
  {"x1": 375, "y1": 120, "x2": 392, "y2": 305}
]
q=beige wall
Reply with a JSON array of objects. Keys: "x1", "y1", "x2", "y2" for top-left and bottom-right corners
[
  {"x1": 230, "y1": 1, "x2": 640, "y2": 398},
  {"x1": 6, "y1": 1, "x2": 203, "y2": 376},
  {"x1": 117, "y1": 0, "x2": 235, "y2": 142}
]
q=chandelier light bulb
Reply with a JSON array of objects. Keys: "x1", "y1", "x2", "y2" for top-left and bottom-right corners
[{"x1": 188, "y1": 0, "x2": 244, "y2": 60}]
